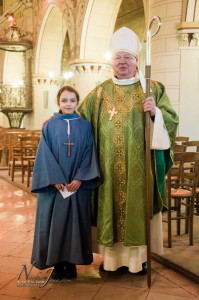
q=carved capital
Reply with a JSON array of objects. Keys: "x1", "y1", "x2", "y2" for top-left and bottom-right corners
[
  {"x1": 70, "y1": 59, "x2": 112, "y2": 75},
  {"x1": 177, "y1": 22, "x2": 199, "y2": 48},
  {"x1": 179, "y1": 32, "x2": 199, "y2": 48},
  {"x1": 33, "y1": 74, "x2": 63, "y2": 86}
]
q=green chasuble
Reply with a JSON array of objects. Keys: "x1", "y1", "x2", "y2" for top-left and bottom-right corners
[{"x1": 78, "y1": 79, "x2": 179, "y2": 247}]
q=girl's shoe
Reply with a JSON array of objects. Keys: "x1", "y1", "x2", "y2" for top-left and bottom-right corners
[
  {"x1": 64, "y1": 262, "x2": 77, "y2": 279},
  {"x1": 51, "y1": 262, "x2": 65, "y2": 280}
]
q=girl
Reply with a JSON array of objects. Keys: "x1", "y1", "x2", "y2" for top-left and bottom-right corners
[{"x1": 31, "y1": 85, "x2": 101, "y2": 279}]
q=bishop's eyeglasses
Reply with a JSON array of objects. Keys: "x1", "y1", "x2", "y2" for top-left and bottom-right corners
[{"x1": 112, "y1": 55, "x2": 135, "y2": 62}]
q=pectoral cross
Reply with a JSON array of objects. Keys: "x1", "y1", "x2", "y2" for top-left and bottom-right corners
[
  {"x1": 64, "y1": 137, "x2": 75, "y2": 156},
  {"x1": 108, "y1": 107, "x2": 118, "y2": 121}
]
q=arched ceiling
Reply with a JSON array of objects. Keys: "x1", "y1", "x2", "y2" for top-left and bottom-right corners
[
  {"x1": 80, "y1": 0, "x2": 145, "y2": 60},
  {"x1": 115, "y1": 0, "x2": 145, "y2": 40},
  {"x1": 80, "y1": 0, "x2": 122, "y2": 60},
  {"x1": 35, "y1": 4, "x2": 67, "y2": 76}
]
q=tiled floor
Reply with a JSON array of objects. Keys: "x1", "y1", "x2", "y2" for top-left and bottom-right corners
[{"x1": 0, "y1": 173, "x2": 199, "y2": 299}]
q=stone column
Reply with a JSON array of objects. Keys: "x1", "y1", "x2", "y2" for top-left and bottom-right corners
[
  {"x1": 70, "y1": 59, "x2": 112, "y2": 100},
  {"x1": 148, "y1": 0, "x2": 182, "y2": 117},
  {"x1": 24, "y1": 75, "x2": 62, "y2": 129},
  {"x1": 148, "y1": 0, "x2": 199, "y2": 139},
  {"x1": 177, "y1": 23, "x2": 199, "y2": 140}
]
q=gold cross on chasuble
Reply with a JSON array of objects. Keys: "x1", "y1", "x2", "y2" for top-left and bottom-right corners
[
  {"x1": 64, "y1": 137, "x2": 75, "y2": 156},
  {"x1": 108, "y1": 107, "x2": 118, "y2": 120}
]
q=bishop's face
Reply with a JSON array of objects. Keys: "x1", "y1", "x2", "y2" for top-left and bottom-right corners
[
  {"x1": 58, "y1": 91, "x2": 78, "y2": 114},
  {"x1": 111, "y1": 51, "x2": 137, "y2": 79}
]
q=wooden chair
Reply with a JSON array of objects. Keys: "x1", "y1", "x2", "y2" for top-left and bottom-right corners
[
  {"x1": 6, "y1": 130, "x2": 28, "y2": 167},
  {"x1": 165, "y1": 152, "x2": 199, "y2": 248},
  {"x1": 31, "y1": 129, "x2": 42, "y2": 138},
  {"x1": 172, "y1": 144, "x2": 187, "y2": 172},
  {"x1": 8, "y1": 133, "x2": 24, "y2": 181},
  {"x1": 20, "y1": 136, "x2": 39, "y2": 186},
  {"x1": 174, "y1": 144, "x2": 187, "y2": 153},
  {"x1": 182, "y1": 141, "x2": 199, "y2": 152},
  {"x1": 8, "y1": 135, "x2": 39, "y2": 183},
  {"x1": 195, "y1": 188, "x2": 199, "y2": 216},
  {"x1": 0, "y1": 130, "x2": 6, "y2": 166},
  {"x1": 182, "y1": 141, "x2": 199, "y2": 215},
  {"x1": 175, "y1": 136, "x2": 189, "y2": 144},
  {"x1": 27, "y1": 159, "x2": 35, "y2": 187}
]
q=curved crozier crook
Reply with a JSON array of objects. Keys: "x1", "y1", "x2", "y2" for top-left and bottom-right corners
[{"x1": 148, "y1": 16, "x2": 162, "y2": 37}]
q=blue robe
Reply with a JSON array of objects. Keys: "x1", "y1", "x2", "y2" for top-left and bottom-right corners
[{"x1": 31, "y1": 113, "x2": 101, "y2": 269}]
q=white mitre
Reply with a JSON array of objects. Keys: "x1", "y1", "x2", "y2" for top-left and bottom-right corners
[{"x1": 109, "y1": 27, "x2": 142, "y2": 58}]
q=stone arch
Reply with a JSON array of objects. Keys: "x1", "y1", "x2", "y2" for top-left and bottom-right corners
[
  {"x1": 80, "y1": 0, "x2": 122, "y2": 60},
  {"x1": 80, "y1": 0, "x2": 146, "y2": 62},
  {"x1": 35, "y1": 3, "x2": 67, "y2": 77},
  {"x1": 30, "y1": 3, "x2": 70, "y2": 129}
]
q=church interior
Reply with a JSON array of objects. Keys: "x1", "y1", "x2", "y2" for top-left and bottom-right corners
[{"x1": 0, "y1": 0, "x2": 199, "y2": 298}]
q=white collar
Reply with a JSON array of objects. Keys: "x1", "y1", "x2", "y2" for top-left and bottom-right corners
[
  {"x1": 112, "y1": 75, "x2": 139, "y2": 86},
  {"x1": 111, "y1": 70, "x2": 146, "y2": 93}
]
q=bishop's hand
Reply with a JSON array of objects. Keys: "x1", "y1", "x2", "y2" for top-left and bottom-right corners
[{"x1": 142, "y1": 97, "x2": 156, "y2": 117}]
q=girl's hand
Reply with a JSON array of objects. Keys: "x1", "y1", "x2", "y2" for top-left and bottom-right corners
[
  {"x1": 66, "y1": 180, "x2": 81, "y2": 192},
  {"x1": 53, "y1": 184, "x2": 65, "y2": 191}
]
